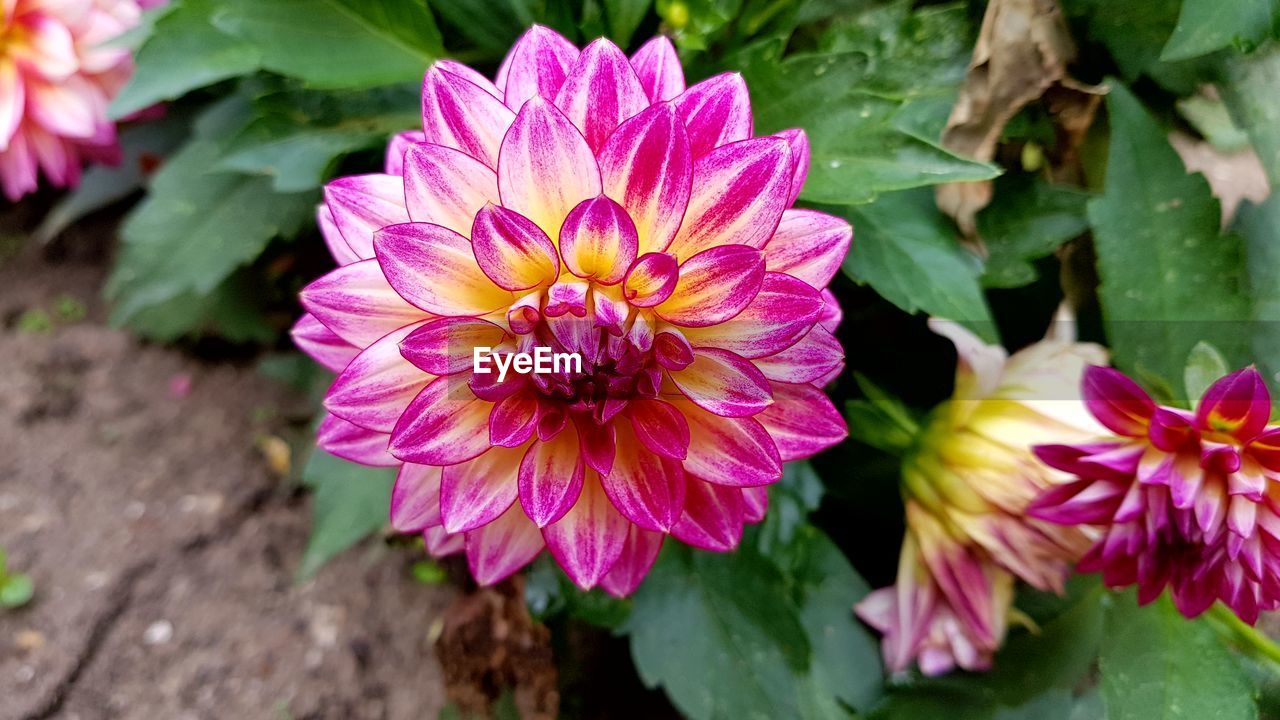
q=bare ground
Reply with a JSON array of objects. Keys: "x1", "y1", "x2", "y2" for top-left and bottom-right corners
[{"x1": 0, "y1": 218, "x2": 456, "y2": 720}]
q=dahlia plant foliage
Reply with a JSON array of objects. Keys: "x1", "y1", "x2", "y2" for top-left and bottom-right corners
[
  {"x1": 293, "y1": 27, "x2": 850, "y2": 595},
  {"x1": 0, "y1": 0, "x2": 157, "y2": 200}
]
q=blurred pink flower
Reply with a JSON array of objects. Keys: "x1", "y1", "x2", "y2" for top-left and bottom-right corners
[
  {"x1": 293, "y1": 27, "x2": 850, "y2": 595},
  {"x1": 1032, "y1": 365, "x2": 1280, "y2": 623},
  {"x1": 858, "y1": 320, "x2": 1104, "y2": 675},
  {"x1": 0, "y1": 0, "x2": 159, "y2": 200}
]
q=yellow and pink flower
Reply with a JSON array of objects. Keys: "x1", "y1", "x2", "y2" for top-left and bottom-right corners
[
  {"x1": 1032, "y1": 365, "x2": 1280, "y2": 623},
  {"x1": 857, "y1": 320, "x2": 1104, "y2": 675},
  {"x1": 292, "y1": 27, "x2": 850, "y2": 595},
  {"x1": 0, "y1": 0, "x2": 157, "y2": 200}
]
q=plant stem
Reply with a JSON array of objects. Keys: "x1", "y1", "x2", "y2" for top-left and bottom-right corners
[{"x1": 1207, "y1": 603, "x2": 1280, "y2": 670}]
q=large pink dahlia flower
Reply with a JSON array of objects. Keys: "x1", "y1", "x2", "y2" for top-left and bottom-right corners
[
  {"x1": 0, "y1": 0, "x2": 156, "y2": 200},
  {"x1": 292, "y1": 27, "x2": 851, "y2": 595},
  {"x1": 857, "y1": 320, "x2": 1104, "y2": 675},
  {"x1": 1031, "y1": 365, "x2": 1280, "y2": 623}
]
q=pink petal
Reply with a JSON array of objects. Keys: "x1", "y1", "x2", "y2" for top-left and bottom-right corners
[
  {"x1": 544, "y1": 473, "x2": 629, "y2": 589},
  {"x1": 671, "y1": 398, "x2": 783, "y2": 486},
  {"x1": 325, "y1": 321, "x2": 432, "y2": 432},
  {"x1": 623, "y1": 252, "x2": 680, "y2": 307},
  {"x1": 391, "y1": 463, "x2": 443, "y2": 532},
  {"x1": 466, "y1": 502, "x2": 545, "y2": 585},
  {"x1": 316, "y1": 413, "x2": 398, "y2": 467},
  {"x1": 599, "y1": 103, "x2": 692, "y2": 255},
  {"x1": 602, "y1": 421, "x2": 685, "y2": 530},
  {"x1": 1196, "y1": 367, "x2": 1271, "y2": 442},
  {"x1": 753, "y1": 326, "x2": 844, "y2": 384},
  {"x1": 471, "y1": 203, "x2": 560, "y2": 290},
  {"x1": 498, "y1": 96, "x2": 601, "y2": 239},
  {"x1": 440, "y1": 444, "x2": 522, "y2": 533},
  {"x1": 0, "y1": 60, "x2": 25, "y2": 152},
  {"x1": 578, "y1": 417, "x2": 618, "y2": 475},
  {"x1": 299, "y1": 259, "x2": 428, "y2": 347},
  {"x1": 555, "y1": 38, "x2": 649, "y2": 153},
  {"x1": 318, "y1": 204, "x2": 360, "y2": 267},
  {"x1": 374, "y1": 222, "x2": 512, "y2": 315},
  {"x1": 400, "y1": 316, "x2": 507, "y2": 376},
  {"x1": 501, "y1": 24, "x2": 580, "y2": 110},
  {"x1": 384, "y1": 130, "x2": 425, "y2": 175},
  {"x1": 741, "y1": 485, "x2": 768, "y2": 523},
  {"x1": 673, "y1": 72, "x2": 752, "y2": 158},
  {"x1": 389, "y1": 378, "x2": 494, "y2": 466},
  {"x1": 655, "y1": 244, "x2": 766, "y2": 327},
  {"x1": 626, "y1": 397, "x2": 690, "y2": 460},
  {"x1": 774, "y1": 129, "x2": 810, "y2": 206},
  {"x1": 519, "y1": 425, "x2": 586, "y2": 526},
  {"x1": 755, "y1": 382, "x2": 847, "y2": 461},
  {"x1": 666, "y1": 137, "x2": 793, "y2": 259},
  {"x1": 681, "y1": 272, "x2": 822, "y2": 358},
  {"x1": 424, "y1": 526, "x2": 465, "y2": 557},
  {"x1": 1079, "y1": 366, "x2": 1157, "y2": 437},
  {"x1": 600, "y1": 525, "x2": 664, "y2": 597},
  {"x1": 421, "y1": 60, "x2": 516, "y2": 168},
  {"x1": 27, "y1": 76, "x2": 98, "y2": 139},
  {"x1": 291, "y1": 313, "x2": 359, "y2": 373},
  {"x1": 489, "y1": 391, "x2": 540, "y2": 447},
  {"x1": 629, "y1": 35, "x2": 685, "y2": 102},
  {"x1": 402, "y1": 142, "x2": 501, "y2": 236},
  {"x1": 764, "y1": 209, "x2": 852, "y2": 287},
  {"x1": 654, "y1": 327, "x2": 695, "y2": 370},
  {"x1": 669, "y1": 347, "x2": 773, "y2": 417},
  {"x1": 324, "y1": 173, "x2": 409, "y2": 260},
  {"x1": 560, "y1": 195, "x2": 639, "y2": 284},
  {"x1": 671, "y1": 476, "x2": 745, "y2": 551}
]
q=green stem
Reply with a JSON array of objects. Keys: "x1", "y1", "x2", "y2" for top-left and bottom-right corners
[{"x1": 1206, "y1": 603, "x2": 1280, "y2": 670}]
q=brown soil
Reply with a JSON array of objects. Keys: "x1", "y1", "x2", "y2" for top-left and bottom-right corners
[{"x1": 0, "y1": 214, "x2": 460, "y2": 720}]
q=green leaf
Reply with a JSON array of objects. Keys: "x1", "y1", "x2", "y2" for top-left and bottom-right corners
[
  {"x1": 728, "y1": 41, "x2": 999, "y2": 205},
  {"x1": 110, "y1": 0, "x2": 261, "y2": 118},
  {"x1": 1239, "y1": 193, "x2": 1280, "y2": 384},
  {"x1": 839, "y1": 189, "x2": 996, "y2": 340},
  {"x1": 975, "y1": 176, "x2": 1091, "y2": 289},
  {"x1": 298, "y1": 450, "x2": 396, "y2": 579},
  {"x1": 1099, "y1": 591, "x2": 1257, "y2": 720},
  {"x1": 212, "y1": 0, "x2": 443, "y2": 89},
  {"x1": 627, "y1": 528, "x2": 880, "y2": 720},
  {"x1": 1087, "y1": 83, "x2": 1251, "y2": 396},
  {"x1": 1184, "y1": 342, "x2": 1231, "y2": 407},
  {"x1": 36, "y1": 111, "x2": 192, "y2": 243},
  {"x1": 0, "y1": 574, "x2": 34, "y2": 609},
  {"x1": 603, "y1": 0, "x2": 651, "y2": 46},
  {"x1": 1062, "y1": 0, "x2": 1213, "y2": 95},
  {"x1": 1176, "y1": 95, "x2": 1251, "y2": 152},
  {"x1": 756, "y1": 462, "x2": 826, "y2": 558},
  {"x1": 106, "y1": 98, "x2": 314, "y2": 333},
  {"x1": 1160, "y1": 0, "x2": 1279, "y2": 61},
  {"x1": 427, "y1": 0, "x2": 540, "y2": 58},
  {"x1": 1220, "y1": 46, "x2": 1280, "y2": 188},
  {"x1": 219, "y1": 85, "x2": 420, "y2": 192}
]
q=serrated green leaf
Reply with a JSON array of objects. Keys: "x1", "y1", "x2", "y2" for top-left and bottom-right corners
[
  {"x1": 218, "y1": 85, "x2": 419, "y2": 191},
  {"x1": 1062, "y1": 0, "x2": 1213, "y2": 95},
  {"x1": 838, "y1": 189, "x2": 996, "y2": 340},
  {"x1": 1099, "y1": 591, "x2": 1256, "y2": 720},
  {"x1": 1239, "y1": 193, "x2": 1280, "y2": 385},
  {"x1": 110, "y1": 0, "x2": 261, "y2": 118},
  {"x1": 976, "y1": 175, "x2": 1091, "y2": 289},
  {"x1": 1087, "y1": 83, "x2": 1251, "y2": 396},
  {"x1": 1184, "y1": 341, "x2": 1231, "y2": 407},
  {"x1": 627, "y1": 525, "x2": 880, "y2": 720},
  {"x1": 212, "y1": 0, "x2": 442, "y2": 89},
  {"x1": 1160, "y1": 0, "x2": 1279, "y2": 61},
  {"x1": 1220, "y1": 46, "x2": 1280, "y2": 188},
  {"x1": 298, "y1": 450, "x2": 396, "y2": 579},
  {"x1": 106, "y1": 98, "x2": 314, "y2": 332},
  {"x1": 727, "y1": 41, "x2": 998, "y2": 205}
]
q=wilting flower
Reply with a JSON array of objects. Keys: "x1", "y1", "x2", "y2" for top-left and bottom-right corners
[
  {"x1": 0, "y1": 0, "x2": 158, "y2": 200},
  {"x1": 293, "y1": 27, "x2": 850, "y2": 595},
  {"x1": 1031, "y1": 365, "x2": 1280, "y2": 623},
  {"x1": 857, "y1": 320, "x2": 1104, "y2": 675}
]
